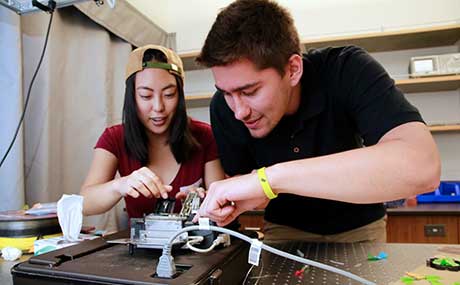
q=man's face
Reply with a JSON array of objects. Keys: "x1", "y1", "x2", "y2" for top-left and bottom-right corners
[{"x1": 212, "y1": 58, "x2": 296, "y2": 138}]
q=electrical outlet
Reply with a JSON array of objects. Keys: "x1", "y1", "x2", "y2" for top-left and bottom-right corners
[{"x1": 424, "y1": 224, "x2": 446, "y2": 237}]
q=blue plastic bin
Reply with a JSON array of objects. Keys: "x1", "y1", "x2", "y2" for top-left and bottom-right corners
[{"x1": 416, "y1": 181, "x2": 460, "y2": 203}]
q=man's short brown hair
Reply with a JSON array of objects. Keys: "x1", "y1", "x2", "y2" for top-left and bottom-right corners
[{"x1": 196, "y1": 0, "x2": 301, "y2": 76}]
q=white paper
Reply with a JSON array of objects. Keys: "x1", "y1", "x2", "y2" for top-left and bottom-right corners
[
  {"x1": 1, "y1": 247, "x2": 22, "y2": 261},
  {"x1": 57, "y1": 194, "x2": 84, "y2": 242}
]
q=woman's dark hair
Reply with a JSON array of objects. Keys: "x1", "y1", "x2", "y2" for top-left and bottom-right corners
[{"x1": 122, "y1": 49, "x2": 199, "y2": 165}]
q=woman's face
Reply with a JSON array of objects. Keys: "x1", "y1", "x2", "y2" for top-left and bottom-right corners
[{"x1": 134, "y1": 68, "x2": 179, "y2": 138}]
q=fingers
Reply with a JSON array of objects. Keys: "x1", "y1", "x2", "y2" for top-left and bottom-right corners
[
  {"x1": 175, "y1": 186, "x2": 206, "y2": 200},
  {"x1": 196, "y1": 187, "x2": 206, "y2": 198},
  {"x1": 131, "y1": 171, "x2": 155, "y2": 198},
  {"x1": 192, "y1": 212, "x2": 200, "y2": 223},
  {"x1": 122, "y1": 167, "x2": 172, "y2": 199},
  {"x1": 125, "y1": 187, "x2": 140, "y2": 198},
  {"x1": 191, "y1": 187, "x2": 206, "y2": 198},
  {"x1": 137, "y1": 167, "x2": 171, "y2": 199},
  {"x1": 214, "y1": 206, "x2": 238, "y2": 226},
  {"x1": 196, "y1": 196, "x2": 236, "y2": 224},
  {"x1": 175, "y1": 191, "x2": 187, "y2": 200},
  {"x1": 207, "y1": 204, "x2": 235, "y2": 223},
  {"x1": 193, "y1": 205, "x2": 236, "y2": 224},
  {"x1": 197, "y1": 197, "x2": 267, "y2": 226},
  {"x1": 191, "y1": 173, "x2": 266, "y2": 226},
  {"x1": 125, "y1": 174, "x2": 151, "y2": 198},
  {"x1": 217, "y1": 210, "x2": 240, "y2": 227},
  {"x1": 194, "y1": 202, "x2": 242, "y2": 226}
]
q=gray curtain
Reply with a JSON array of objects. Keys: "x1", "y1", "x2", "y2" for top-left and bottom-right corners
[
  {"x1": 0, "y1": 7, "x2": 25, "y2": 211},
  {"x1": 20, "y1": 7, "x2": 131, "y2": 231},
  {"x1": 0, "y1": 1, "x2": 175, "y2": 232},
  {"x1": 75, "y1": 0, "x2": 176, "y2": 49}
]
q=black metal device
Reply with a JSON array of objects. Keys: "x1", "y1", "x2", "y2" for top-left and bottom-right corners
[{"x1": 11, "y1": 231, "x2": 250, "y2": 285}]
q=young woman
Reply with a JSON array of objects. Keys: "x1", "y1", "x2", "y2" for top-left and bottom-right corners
[{"x1": 80, "y1": 45, "x2": 225, "y2": 218}]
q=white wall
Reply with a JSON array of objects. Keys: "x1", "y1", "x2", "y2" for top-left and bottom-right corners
[
  {"x1": 386, "y1": 48, "x2": 460, "y2": 181},
  {"x1": 131, "y1": 0, "x2": 460, "y2": 53},
  {"x1": 131, "y1": 0, "x2": 460, "y2": 180}
]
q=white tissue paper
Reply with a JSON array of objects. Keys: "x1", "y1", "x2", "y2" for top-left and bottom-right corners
[
  {"x1": 1, "y1": 247, "x2": 22, "y2": 261},
  {"x1": 34, "y1": 194, "x2": 100, "y2": 255},
  {"x1": 57, "y1": 194, "x2": 84, "y2": 242}
]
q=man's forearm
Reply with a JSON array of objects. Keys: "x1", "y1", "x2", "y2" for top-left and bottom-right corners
[{"x1": 266, "y1": 124, "x2": 440, "y2": 203}]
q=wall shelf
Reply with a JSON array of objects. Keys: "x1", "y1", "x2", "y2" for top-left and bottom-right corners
[
  {"x1": 179, "y1": 23, "x2": 460, "y2": 71},
  {"x1": 185, "y1": 74, "x2": 460, "y2": 105},
  {"x1": 182, "y1": 23, "x2": 460, "y2": 138},
  {"x1": 185, "y1": 94, "x2": 213, "y2": 101},
  {"x1": 180, "y1": 51, "x2": 202, "y2": 71},
  {"x1": 301, "y1": 24, "x2": 460, "y2": 53},
  {"x1": 184, "y1": 95, "x2": 460, "y2": 133},
  {"x1": 185, "y1": 93, "x2": 213, "y2": 108},
  {"x1": 396, "y1": 75, "x2": 460, "y2": 93},
  {"x1": 429, "y1": 124, "x2": 460, "y2": 132}
]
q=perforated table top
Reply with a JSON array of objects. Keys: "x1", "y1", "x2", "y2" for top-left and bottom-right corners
[{"x1": 244, "y1": 241, "x2": 460, "y2": 285}]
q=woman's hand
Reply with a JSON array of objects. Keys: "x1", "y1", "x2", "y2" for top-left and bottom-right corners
[
  {"x1": 175, "y1": 186, "x2": 206, "y2": 200},
  {"x1": 117, "y1": 167, "x2": 172, "y2": 199}
]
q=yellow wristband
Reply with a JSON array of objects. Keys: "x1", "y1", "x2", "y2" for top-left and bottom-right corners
[{"x1": 257, "y1": 167, "x2": 277, "y2": 199}]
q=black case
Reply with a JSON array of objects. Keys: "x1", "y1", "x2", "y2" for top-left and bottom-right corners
[{"x1": 11, "y1": 231, "x2": 250, "y2": 285}]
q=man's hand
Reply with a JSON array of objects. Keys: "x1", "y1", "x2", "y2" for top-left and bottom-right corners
[{"x1": 193, "y1": 172, "x2": 269, "y2": 226}]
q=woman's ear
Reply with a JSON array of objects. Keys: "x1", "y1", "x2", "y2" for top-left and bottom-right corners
[{"x1": 287, "y1": 54, "x2": 303, "y2": 86}]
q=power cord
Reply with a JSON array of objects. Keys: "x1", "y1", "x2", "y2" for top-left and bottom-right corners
[
  {"x1": 0, "y1": 4, "x2": 54, "y2": 169},
  {"x1": 186, "y1": 239, "x2": 219, "y2": 253},
  {"x1": 157, "y1": 225, "x2": 376, "y2": 285},
  {"x1": 186, "y1": 236, "x2": 204, "y2": 245},
  {"x1": 186, "y1": 234, "x2": 230, "y2": 253}
]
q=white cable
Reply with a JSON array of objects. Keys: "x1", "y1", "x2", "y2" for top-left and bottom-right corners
[
  {"x1": 187, "y1": 236, "x2": 204, "y2": 245},
  {"x1": 186, "y1": 234, "x2": 226, "y2": 253},
  {"x1": 242, "y1": 264, "x2": 255, "y2": 284},
  {"x1": 186, "y1": 240, "x2": 218, "y2": 253},
  {"x1": 161, "y1": 225, "x2": 376, "y2": 285}
]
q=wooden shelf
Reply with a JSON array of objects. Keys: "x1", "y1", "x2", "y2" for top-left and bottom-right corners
[
  {"x1": 185, "y1": 93, "x2": 213, "y2": 108},
  {"x1": 180, "y1": 51, "x2": 201, "y2": 71},
  {"x1": 185, "y1": 75, "x2": 460, "y2": 105},
  {"x1": 179, "y1": 23, "x2": 460, "y2": 71},
  {"x1": 185, "y1": 93, "x2": 213, "y2": 101},
  {"x1": 429, "y1": 124, "x2": 460, "y2": 132},
  {"x1": 301, "y1": 24, "x2": 460, "y2": 53},
  {"x1": 184, "y1": 95, "x2": 460, "y2": 133},
  {"x1": 395, "y1": 75, "x2": 460, "y2": 93}
]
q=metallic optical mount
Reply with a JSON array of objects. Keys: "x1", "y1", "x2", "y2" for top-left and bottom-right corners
[{"x1": 108, "y1": 192, "x2": 215, "y2": 254}]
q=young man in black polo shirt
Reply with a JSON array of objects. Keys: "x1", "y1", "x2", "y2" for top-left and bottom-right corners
[{"x1": 195, "y1": 0, "x2": 440, "y2": 242}]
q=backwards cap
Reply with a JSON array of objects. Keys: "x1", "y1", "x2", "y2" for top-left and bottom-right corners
[{"x1": 125, "y1": 44, "x2": 184, "y2": 82}]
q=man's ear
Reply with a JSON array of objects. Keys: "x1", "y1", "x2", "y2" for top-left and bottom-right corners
[{"x1": 287, "y1": 54, "x2": 303, "y2": 86}]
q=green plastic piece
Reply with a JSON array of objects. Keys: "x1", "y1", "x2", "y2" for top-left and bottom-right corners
[
  {"x1": 401, "y1": 276, "x2": 414, "y2": 284},
  {"x1": 367, "y1": 251, "x2": 388, "y2": 261},
  {"x1": 433, "y1": 257, "x2": 457, "y2": 267},
  {"x1": 400, "y1": 275, "x2": 443, "y2": 285},
  {"x1": 425, "y1": 275, "x2": 442, "y2": 285}
]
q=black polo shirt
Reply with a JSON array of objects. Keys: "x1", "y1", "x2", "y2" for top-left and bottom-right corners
[{"x1": 210, "y1": 46, "x2": 424, "y2": 234}]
